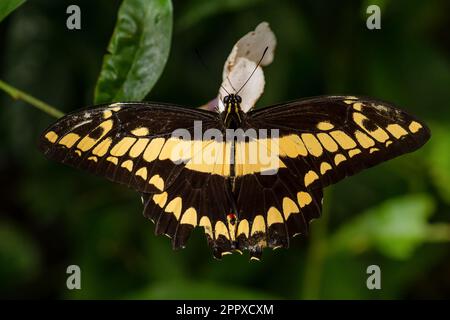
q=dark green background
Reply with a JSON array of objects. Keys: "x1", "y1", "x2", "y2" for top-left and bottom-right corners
[{"x1": 0, "y1": 0, "x2": 449, "y2": 299}]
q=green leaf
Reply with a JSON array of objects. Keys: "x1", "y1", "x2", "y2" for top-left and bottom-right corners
[
  {"x1": 329, "y1": 194, "x2": 435, "y2": 260},
  {"x1": 0, "y1": 0, "x2": 26, "y2": 23},
  {"x1": 94, "y1": 0, "x2": 173, "y2": 104}
]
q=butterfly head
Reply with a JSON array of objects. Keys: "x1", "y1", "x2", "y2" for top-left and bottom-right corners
[
  {"x1": 223, "y1": 94, "x2": 243, "y2": 128},
  {"x1": 223, "y1": 94, "x2": 242, "y2": 108}
]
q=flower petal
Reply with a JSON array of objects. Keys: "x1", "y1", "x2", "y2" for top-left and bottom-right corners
[
  {"x1": 219, "y1": 58, "x2": 265, "y2": 112},
  {"x1": 217, "y1": 21, "x2": 276, "y2": 113}
]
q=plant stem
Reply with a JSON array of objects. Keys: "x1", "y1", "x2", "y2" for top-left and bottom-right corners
[
  {"x1": 301, "y1": 189, "x2": 332, "y2": 299},
  {"x1": 0, "y1": 79, "x2": 64, "y2": 118}
]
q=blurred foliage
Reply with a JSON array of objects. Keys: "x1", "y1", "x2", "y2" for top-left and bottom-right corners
[
  {"x1": 428, "y1": 125, "x2": 450, "y2": 204},
  {"x1": 0, "y1": 221, "x2": 41, "y2": 287},
  {"x1": 330, "y1": 194, "x2": 435, "y2": 259},
  {"x1": 177, "y1": 0, "x2": 264, "y2": 31},
  {"x1": 128, "y1": 281, "x2": 277, "y2": 299},
  {"x1": 0, "y1": 0, "x2": 449, "y2": 299}
]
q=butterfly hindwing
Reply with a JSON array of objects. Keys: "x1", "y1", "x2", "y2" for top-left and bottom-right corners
[
  {"x1": 233, "y1": 166, "x2": 323, "y2": 260},
  {"x1": 141, "y1": 169, "x2": 235, "y2": 257}
]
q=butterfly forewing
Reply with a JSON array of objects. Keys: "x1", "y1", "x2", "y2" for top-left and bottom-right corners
[
  {"x1": 246, "y1": 96, "x2": 430, "y2": 189},
  {"x1": 40, "y1": 102, "x2": 222, "y2": 193}
]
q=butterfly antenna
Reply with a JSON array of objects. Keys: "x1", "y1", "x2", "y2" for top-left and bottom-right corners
[
  {"x1": 227, "y1": 76, "x2": 237, "y2": 92},
  {"x1": 236, "y1": 46, "x2": 268, "y2": 95},
  {"x1": 195, "y1": 48, "x2": 230, "y2": 96},
  {"x1": 220, "y1": 84, "x2": 230, "y2": 96}
]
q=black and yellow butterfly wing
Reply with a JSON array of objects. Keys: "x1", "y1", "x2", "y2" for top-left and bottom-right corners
[
  {"x1": 40, "y1": 102, "x2": 222, "y2": 193},
  {"x1": 229, "y1": 96, "x2": 430, "y2": 259},
  {"x1": 39, "y1": 102, "x2": 237, "y2": 255}
]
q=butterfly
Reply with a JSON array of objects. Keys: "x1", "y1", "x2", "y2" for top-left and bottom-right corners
[{"x1": 39, "y1": 94, "x2": 430, "y2": 260}]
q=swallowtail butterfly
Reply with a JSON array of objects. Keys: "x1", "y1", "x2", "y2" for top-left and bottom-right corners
[{"x1": 39, "y1": 93, "x2": 430, "y2": 260}]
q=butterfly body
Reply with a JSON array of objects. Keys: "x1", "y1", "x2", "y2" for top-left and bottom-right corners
[
  {"x1": 222, "y1": 93, "x2": 244, "y2": 128},
  {"x1": 39, "y1": 95, "x2": 430, "y2": 260}
]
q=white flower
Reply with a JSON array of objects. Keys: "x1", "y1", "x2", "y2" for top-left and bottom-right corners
[{"x1": 200, "y1": 22, "x2": 276, "y2": 112}]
